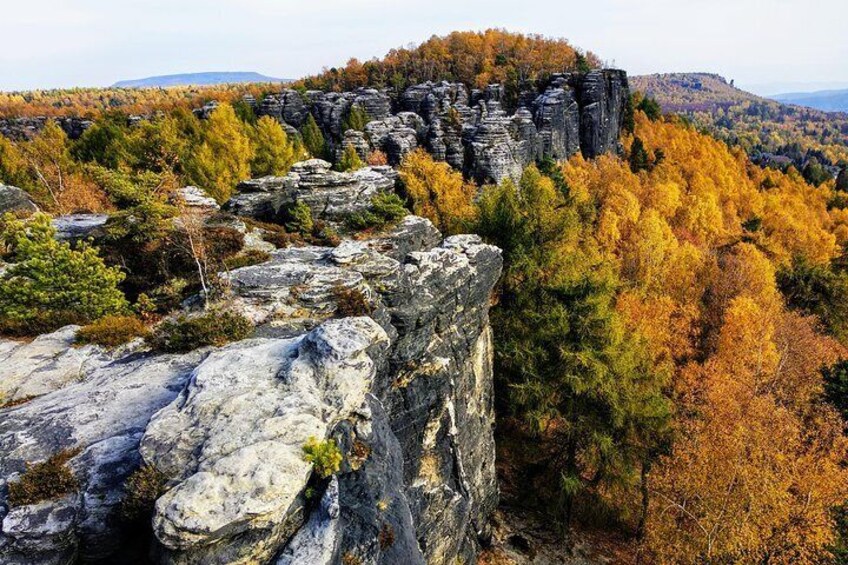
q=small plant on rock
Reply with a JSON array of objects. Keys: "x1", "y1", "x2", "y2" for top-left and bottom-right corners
[
  {"x1": 120, "y1": 465, "x2": 169, "y2": 522},
  {"x1": 346, "y1": 192, "x2": 407, "y2": 231},
  {"x1": 222, "y1": 249, "x2": 271, "y2": 271},
  {"x1": 283, "y1": 201, "x2": 314, "y2": 235},
  {"x1": 0, "y1": 213, "x2": 128, "y2": 336},
  {"x1": 7, "y1": 448, "x2": 82, "y2": 507},
  {"x1": 148, "y1": 309, "x2": 253, "y2": 353},
  {"x1": 76, "y1": 315, "x2": 150, "y2": 348},
  {"x1": 302, "y1": 437, "x2": 343, "y2": 478},
  {"x1": 332, "y1": 285, "x2": 372, "y2": 317},
  {"x1": 336, "y1": 144, "x2": 364, "y2": 172}
]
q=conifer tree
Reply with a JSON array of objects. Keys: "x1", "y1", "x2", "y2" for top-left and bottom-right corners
[
  {"x1": 336, "y1": 143, "x2": 364, "y2": 172},
  {"x1": 251, "y1": 116, "x2": 297, "y2": 177},
  {"x1": 300, "y1": 114, "x2": 327, "y2": 160}
]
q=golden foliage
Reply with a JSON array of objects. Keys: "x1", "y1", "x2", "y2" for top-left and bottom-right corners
[{"x1": 399, "y1": 149, "x2": 477, "y2": 235}]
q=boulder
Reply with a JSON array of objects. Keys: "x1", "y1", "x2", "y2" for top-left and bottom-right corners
[
  {"x1": 169, "y1": 186, "x2": 220, "y2": 211},
  {"x1": 51, "y1": 214, "x2": 109, "y2": 241},
  {"x1": 0, "y1": 185, "x2": 38, "y2": 216}
]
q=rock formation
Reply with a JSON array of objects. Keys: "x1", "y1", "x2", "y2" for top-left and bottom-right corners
[
  {"x1": 254, "y1": 69, "x2": 630, "y2": 183},
  {"x1": 0, "y1": 175, "x2": 502, "y2": 564}
]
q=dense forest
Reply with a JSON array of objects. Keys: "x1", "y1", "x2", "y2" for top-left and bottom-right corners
[
  {"x1": 631, "y1": 73, "x2": 848, "y2": 176},
  {"x1": 1, "y1": 30, "x2": 847, "y2": 564}
]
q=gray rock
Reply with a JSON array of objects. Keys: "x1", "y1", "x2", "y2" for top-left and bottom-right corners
[
  {"x1": 224, "y1": 159, "x2": 396, "y2": 226},
  {"x1": 0, "y1": 185, "x2": 38, "y2": 216},
  {"x1": 51, "y1": 214, "x2": 109, "y2": 241},
  {"x1": 170, "y1": 186, "x2": 220, "y2": 211}
]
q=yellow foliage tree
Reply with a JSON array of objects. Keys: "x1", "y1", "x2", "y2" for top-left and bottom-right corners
[
  {"x1": 250, "y1": 116, "x2": 298, "y2": 177},
  {"x1": 399, "y1": 149, "x2": 477, "y2": 235},
  {"x1": 186, "y1": 104, "x2": 253, "y2": 203}
]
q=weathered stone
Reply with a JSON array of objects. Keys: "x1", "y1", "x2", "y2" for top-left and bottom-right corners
[
  {"x1": 224, "y1": 159, "x2": 396, "y2": 226},
  {"x1": 0, "y1": 185, "x2": 38, "y2": 216},
  {"x1": 169, "y1": 186, "x2": 220, "y2": 211},
  {"x1": 51, "y1": 214, "x2": 109, "y2": 241}
]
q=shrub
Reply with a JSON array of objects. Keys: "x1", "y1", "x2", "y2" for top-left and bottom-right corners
[
  {"x1": 378, "y1": 523, "x2": 396, "y2": 549},
  {"x1": 0, "y1": 213, "x2": 128, "y2": 335},
  {"x1": 336, "y1": 144, "x2": 364, "y2": 172},
  {"x1": 121, "y1": 465, "x2": 169, "y2": 522},
  {"x1": 222, "y1": 249, "x2": 271, "y2": 270},
  {"x1": 346, "y1": 192, "x2": 407, "y2": 231},
  {"x1": 332, "y1": 285, "x2": 372, "y2": 317},
  {"x1": 76, "y1": 315, "x2": 149, "y2": 348},
  {"x1": 302, "y1": 437, "x2": 343, "y2": 478},
  {"x1": 366, "y1": 150, "x2": 388, "y2": 166},
  {"x1": 148, "y1": 310, "x2": 253, "y2": 353},
  {"x1": 7, "y1": 448, "x2": 81, "y2": 507},
  {"x1": 283, "y1": 201, "x2": 314, "y2": 235}
]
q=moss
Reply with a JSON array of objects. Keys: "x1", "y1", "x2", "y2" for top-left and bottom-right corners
[
  {"x1": 302, "y1": 437, "x2": 343, "y2": 478},
  {"x1": 76, "y1": 315, "x2": 149, "y2": 348},
  {"x1": 332, "y1": 285, "x2": 372, "y2": 318},
  {"x1": 148, "y1": 310, "x2": 253, "y2": 353},
  {"x1": 120, "y1": 465, "x2": 169, "y2": 522},
  {"x1": 0, "y1": 395, "x2": 39, "y2": 410},
  {"x1": 222, "y1": 249, "x2": 271, "y2": 271},
  {"x1": 7, "y1": 448, "x2": 81, "y2": 507}
]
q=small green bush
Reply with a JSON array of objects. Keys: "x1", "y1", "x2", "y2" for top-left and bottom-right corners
[
  {"x1": 346, "y1": 192, "x2": 407, "y2": 231},
  {"x1": 332, "y1": 285, "x2": 372, "y2": 317},
  {"x1": 302, "y1": 437, "x2": 343, "y2": 478},
  {"x1": 120, "y1": 465, "x2": 169, "y2": 522},
  {"x1": 148, "y1": 310, "x2": 253, "y2": 353},
  {"x1": 222, "y1": 249, "x2": 271, "y2": 270},
  {"x1": 343, "y1": 105, "x2": 370, "y2": 132},
  {"x1": 76, "y1": 315, "x2": 149, "y2": 348},
  {"x1": 336, "y1": 144, "x2": 364, "y2": 172},
  {"x1": 0, "y1": 213, "x2": 128, "y2": 336},
  {"x1": 7, "y1": 448, "x2": 81, "y2": 507},
  {"x1": 283, "y1": 201, "x2": 314, "y2": 235}
]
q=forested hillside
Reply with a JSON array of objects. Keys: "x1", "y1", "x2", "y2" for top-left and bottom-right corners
[
  {"x1": 631, "y1": 73, "x2": 848, "y2": 178},
  {"x1": 0, "y1": 30, "x2": 847, "y2": 565}
]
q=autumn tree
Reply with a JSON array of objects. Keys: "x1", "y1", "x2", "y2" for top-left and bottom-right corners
[
  {"x1": 250, "y1": 116, "x2": 298, "y2": 177},
  {"x1": 399, "y1": 149, "x2": 477, "y2": 235},
  {"x1": 477, "y1": 165, "x2": 671, "y2": 528},
  {"x1": 185, "y1": 104, "x2": 253, "y2": 202}
]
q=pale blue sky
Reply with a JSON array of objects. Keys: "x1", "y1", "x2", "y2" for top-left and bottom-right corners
[{"x1": 1, "y1": 0, "x2": 846, "y2": 94}]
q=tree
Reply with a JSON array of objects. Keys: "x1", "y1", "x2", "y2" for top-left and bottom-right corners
[
  {"x1": 629, "y1": 137, "x2": 650, "y2": 173},
  {"x1": 477, "y1": 165, "x2": 671, "y2": 528},
  {"x1": 802, "y1": 157, "x2": 831, "y2": 187},
  {"x1": 777, "y1": 256, "x2": 848, "y2": 342},
  {"x1": 399, "y1": 149, "x2": 476, "y2": 235},
  {"x1": 185, "y1": 104, "x2": 253, "y2": 202},
  {"x1": 335, "y1": 143, "x2": 364, "y2": 172},
  {"x1": 343, "y1": 105, "x2": 370, "y2": 132},
  {"x1": 0, "y1": 213, "x2": 128, "y2": 335},
  {"x1": 300, "y1": 114, "x2": 326, "y2": 160},
  {"x1": 250, "y1": 116, "x2": 297, "y2": 177},
  {"x1": 837, "y1": 167, "x2": 848, "y2": 192},
  {"x1": 637, "y1": 96, "x2": 662, "y2": 121}
]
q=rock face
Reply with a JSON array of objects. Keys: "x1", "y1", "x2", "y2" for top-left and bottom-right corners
[
  {"x1": 254, "y1": 70, "x2": 630, "y2": 183},
  {"x1": 0, "y1": 117, "x2": 93, "y2": 141},
  {"x1": 223, "y1": 159, "x2": 397, "y2": 224},
  {"x1": 0, "y1": 185, "x2": 39, "y2": 216},
  {"x1": 0, "y1": 204, "x2": 502, "y2": 564}
]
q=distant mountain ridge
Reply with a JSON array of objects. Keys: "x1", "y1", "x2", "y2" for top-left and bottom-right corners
[
  {"x1": 630, "y1": 72, "x2": 848, "y2": 173},
  {"x1": 770, "y1": 88, "x2": 848, "y2": 112},
  {"x1": 113, "y1": 72, "x2": 287, "y2": 88}
]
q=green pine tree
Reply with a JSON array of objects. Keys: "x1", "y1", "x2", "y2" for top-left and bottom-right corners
[{"x1": 301, "y1": 114, "x2": 327, "y2": 160}]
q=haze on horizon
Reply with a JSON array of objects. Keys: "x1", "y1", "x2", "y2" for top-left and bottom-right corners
[{"x1": 2, "y1": 0, "x2": 846, "y2": 95}]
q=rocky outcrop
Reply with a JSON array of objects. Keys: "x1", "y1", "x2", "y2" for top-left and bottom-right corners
[
  {"x1": 223, "y1": 159, "x2": 397, "y2": 224},
  {"x1": 0, "y1": 200, "x2": 501, "y2": 564},
  {"x1": 253, "y1": 70, "x2": 629, "y2": 183},
  {"x1": 0, "y1": 185, "x2": 39, "y2": 216},
  {"x1": 51, "y1": 214, "x2": 109, "y2": 240},
  {"x1": 0, "y1": 117, "x2": 93, "y2": 141}
]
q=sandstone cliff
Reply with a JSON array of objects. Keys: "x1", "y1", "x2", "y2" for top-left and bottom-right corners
[
  {"x1": 0, "y1": 169, "x2": 502, "y2": 564},
  {"x1": 255, "y1": 70, "x2": 630, "y2": 183}
]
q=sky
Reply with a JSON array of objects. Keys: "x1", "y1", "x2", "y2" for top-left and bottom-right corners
[{"x1": 1, "y1": 0, "x2": 846, "y2": 95}]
